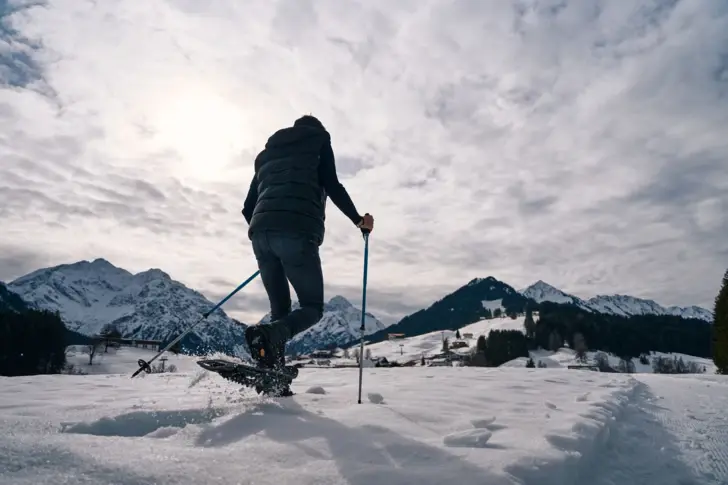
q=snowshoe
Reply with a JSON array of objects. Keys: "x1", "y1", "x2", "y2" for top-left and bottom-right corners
[{"x1": 197, "y1": 358, "x2": 299, "y2": 397}]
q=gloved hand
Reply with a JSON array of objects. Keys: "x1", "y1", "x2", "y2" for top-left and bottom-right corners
[{"x1": 357, "y1": 213, "x2": 374, "y2": 234}]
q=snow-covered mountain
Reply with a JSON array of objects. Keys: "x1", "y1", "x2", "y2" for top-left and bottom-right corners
[
  {"x1": 520, "y1": 280, "x2": 593, "y2": 311},
  {"x1": 0, "y1": 282, "x2": 29, "y2": 313},
  {"x1": 256, "y1": 295, "x2": 388, "y2": 355},
  {"x1": 520, "y1": 280, "x2": 713, "y2": 322},
  {"x1": 8, "y1": 259, "x2": 250, "y2": 357}
]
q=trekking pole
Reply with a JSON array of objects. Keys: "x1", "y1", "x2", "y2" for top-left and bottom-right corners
[
  {"x1": 357, "y1": 216, "x2": 371, "y2": 404},
  {"x1": 131, "y1": 269, "x2": 260, "y2": 378}
]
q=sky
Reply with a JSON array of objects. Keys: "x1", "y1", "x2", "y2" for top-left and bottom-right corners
[{"x1": 1, "y1": 0, "x2": 727, "y2": 324}]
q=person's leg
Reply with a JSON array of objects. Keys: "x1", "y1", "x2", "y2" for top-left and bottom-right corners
[
  {"x1": 267, "y1": 232, "x2": 324, "y2": 339},
  {"x1": 246, "y1": 231, "x2": 291, "y2": 367}
]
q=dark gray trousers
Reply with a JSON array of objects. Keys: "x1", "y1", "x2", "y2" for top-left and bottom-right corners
[{"x1": 251, "y1": 230, "x2": 325, "y2": 344}]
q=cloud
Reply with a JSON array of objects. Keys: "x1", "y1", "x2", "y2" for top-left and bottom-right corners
[{"x1": 0, "y1": 0, "x2": 726, "y2": 325}]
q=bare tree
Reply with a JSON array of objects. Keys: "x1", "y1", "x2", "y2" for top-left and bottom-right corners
[
  {"x1": 99, "y1": 324, "x2": 122, "y2": 352},
  {"x1": 87, "y1": 338, "x2": 103, "y2": 365}
]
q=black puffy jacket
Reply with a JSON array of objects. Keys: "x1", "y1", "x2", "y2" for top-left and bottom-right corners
[{"x1": 249, "y1": 124, "x2": 328, "y2": 242}]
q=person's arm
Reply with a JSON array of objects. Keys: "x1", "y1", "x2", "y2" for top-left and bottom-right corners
[
  {"x1": 242, "y1": 174, "x2": 258, "y2": 224},
  {"x1": 319, "y1": 141, "x2": 362, "y2": 226}
]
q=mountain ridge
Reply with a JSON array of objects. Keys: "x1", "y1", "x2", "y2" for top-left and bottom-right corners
[
  {"x1": 8, "y1": 258, "x2": 251, "y2": 357},
  {"x1": 520, "y1": 280, "x2": 712, "y2": 322},
  {"x1": 256, "y1": 294, "x2": 388, "y2": 355}
]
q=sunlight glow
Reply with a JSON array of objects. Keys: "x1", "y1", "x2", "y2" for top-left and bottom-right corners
[{"x1": 151, "y1": 88, "x2": 249, "y2": 181}]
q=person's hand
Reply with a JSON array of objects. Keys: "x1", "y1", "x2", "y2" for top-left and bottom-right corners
[{"x1": 357, "y1": 213, "x2": 374, "y2": 233}]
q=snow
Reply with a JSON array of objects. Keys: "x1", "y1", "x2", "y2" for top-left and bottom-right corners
[
  {"x1": 258, "y1": 295, "x2": 388, "y2": 355},
  {"x1": 503, "y1": 347, "x2": 717, "y2": 374},
  {"x1": 481, "y1": 298, "x2": 504, "y2": 313},
  {"x1": 363, "y1": 315, "x2": 528, "y2": 362},
  {"x1": 520, "y1": 280, "x2": 713, "y2": 322},
  {"x1": 64, "y1": 346, "x2": 199, "y2": 375},
  {"x1": 2, "y1": 348, "x2": 727, "y2": 484},
  {"x1": 521, "y1": 280, "x2": 590, "y2": 309},
  {"x1": 8, "y1": 259, "x2": 250, "y2": 357}
]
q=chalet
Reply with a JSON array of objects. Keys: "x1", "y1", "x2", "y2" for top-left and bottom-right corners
[
  {"x1": 101, "y1": 337, "x2": 162, "y2": 351},
  {"x1": 310, "y1": 350, "x2": 335, "y2": 359},
  {"x1": 449, "y1": 340, "x2": 469, "y2": 350}
]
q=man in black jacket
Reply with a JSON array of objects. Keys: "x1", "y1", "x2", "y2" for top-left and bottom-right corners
[{"x1": 242, "y1": 115, "x2": 374, "y2": 373}]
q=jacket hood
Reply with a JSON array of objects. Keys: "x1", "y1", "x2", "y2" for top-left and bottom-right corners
[{"x1": 265, "y1": 124, "x2": 329, "y2": 148}]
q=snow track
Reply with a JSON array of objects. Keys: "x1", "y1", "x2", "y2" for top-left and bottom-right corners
[{"x1": 591, "y1": 375, "x2": 728, "y2": 485}]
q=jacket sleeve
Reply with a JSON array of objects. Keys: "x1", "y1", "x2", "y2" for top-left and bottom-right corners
[
  {"x1": 318, "y1": 141, "x2": 362, "y2": 226},
  {"x1": 242, "y1": 174, "x2": 258, "y2": 224}
]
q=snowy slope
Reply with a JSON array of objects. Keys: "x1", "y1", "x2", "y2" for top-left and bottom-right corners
[
  {"x1": 502, "y1": 347, "x2": 717, "y2": 374},
  {"x1": 364, "y1": 315, "x2": 528, "y2": 363},
  {"x1": 521, "y1": 280, "x2": 713, "y2": 321},
  {"x1": 521, "y1": 280, "x2": 593, "y2": 311},
  {"x1": 257, "y1": 295, "x2": 388, "y2": 355},
  {"x1": 3, "y1": 349, "x2": 727, "y2": 485},
  {"x1": 9, "y1": 259, "x2": 250, "y2": 357},
  {"x1": 0, "y1": 282, "x2": 29, "y2": 312}
]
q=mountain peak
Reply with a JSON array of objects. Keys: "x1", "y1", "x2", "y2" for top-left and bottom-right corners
[
  {"x1": 328, "y1": 295, "x2": 352, "y2": 309},
  {"x1": 134, "y1": 268, "x2": 171, "y2": 282}
]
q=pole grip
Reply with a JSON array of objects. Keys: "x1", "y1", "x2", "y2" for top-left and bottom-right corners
[{"x1": 359, "y1": 213, "x2": 372, "y2": 236}]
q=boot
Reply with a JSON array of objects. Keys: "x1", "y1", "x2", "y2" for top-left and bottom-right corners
[{"x1": 245, "y1": 323, "x2": 289, "y2": 370}]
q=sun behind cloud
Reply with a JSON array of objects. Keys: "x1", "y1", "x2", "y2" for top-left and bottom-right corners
[{"x1": 148, "y1": 83, "x2": 251, "y2": 182}]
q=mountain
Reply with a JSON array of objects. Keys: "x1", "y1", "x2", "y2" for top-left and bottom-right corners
[
  {"x1": 520, "y1": 280, "x2": 593, "y2": 311},
  {"x1": 358, "y1": 277, "x2": 532, "y2": 346},
  {"x1": 0, "y1": 282, "x2": 30, "y2": 313},
  {"x1": 8, "y1": 258, "x2": 250, "y2": 357},
  {"x1": 520, "y1": 281, "x2": 713, "y2": 322},
  {"x1": 256, "y1": 295, "x2": 388, "y2": 355}
]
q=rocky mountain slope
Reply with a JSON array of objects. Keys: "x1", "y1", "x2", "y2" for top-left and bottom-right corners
[
  {"x1": 8, "y1": 259, "x2": 250, "y2": 357},
  {"x1": 0, "y1": 282, "x2": 29, "y2": 313},
  {"x1": 521, "y1": 280, "x2": 712, "y2": 322},
  {"x1": 360, "y1": 277, "x2": 532, "y2": 346},
  {"x1": 256, "y1": 295, "x2": 388, "y2": 355}
]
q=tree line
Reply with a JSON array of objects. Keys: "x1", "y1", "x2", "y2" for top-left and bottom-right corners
[
  {"x1": 458, "y1": 294, "x2": 719, "y2": 370},
  {"x1": 1, "y1": 308, "x2": 69, "y2": 376}
]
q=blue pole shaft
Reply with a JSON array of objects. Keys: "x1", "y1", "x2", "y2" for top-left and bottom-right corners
[
  {"x1": 357, "y1": 233, "x2": 370, "y2": 404},
  {"x1": 132, "y1": 269, "x2": 260, "y2": 378},
  {"x1": 203, "y1": 269, "x2": 261, "y2": 317}
]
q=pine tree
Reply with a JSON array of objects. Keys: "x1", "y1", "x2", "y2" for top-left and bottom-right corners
[
  {"x1": 476, "y1": 335, "x2": 487, "y2": 353},
  {"x1": 524, "y1": 307, "x2": 536, "y2": 340},
  {"x1": 713, "y1": 268, "x2": 728, "y2": 374},
  {"x1": 526, "y1": 357, "x2": 535, "y2": 368},
  {"x1": 573, "y1": 332, "x2": 588, "y2": 363},
  {"x1": 548, "y1": 330, "x2": 562, "y2": 351},
  {"x1": 442, "y1": 337, "x2": 450, "y2": 353},
  {"x1": 456, "y1": 329, "x2": 461, "y2": 339}
]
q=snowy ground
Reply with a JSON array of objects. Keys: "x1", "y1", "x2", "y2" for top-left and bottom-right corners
[
  {"x1": 364, "y1": 315, "x2": 527, "y2": 362},
  {"x1": 2, "y1": 348, "x2": 727, "y2": 484},
  {"x1": 504, "y1": 348, "x2": 718, "y2": 374}
]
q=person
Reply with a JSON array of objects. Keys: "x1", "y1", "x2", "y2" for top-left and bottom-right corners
[{"x1": 241, "y1": 114, "x2": 374, "y2": 374}]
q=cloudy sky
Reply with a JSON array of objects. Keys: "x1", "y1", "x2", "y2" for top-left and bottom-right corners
[{"x1": 1, "y1": 0, "x2": 726, "y2": 324}]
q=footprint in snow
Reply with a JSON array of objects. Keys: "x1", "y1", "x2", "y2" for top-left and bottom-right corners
[
  {"x1": 305, "y1": 386, "x2": 326, "y2": 395},
  {"x1": 545, "y1": 401, "x2": 558, "y2": 410}
]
